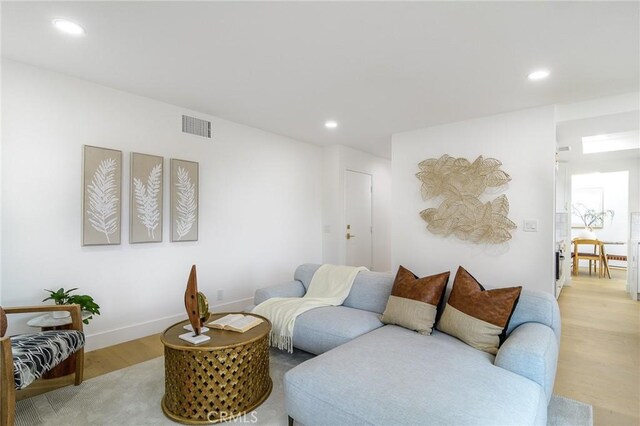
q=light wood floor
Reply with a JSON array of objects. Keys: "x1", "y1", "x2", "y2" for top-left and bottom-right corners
[
  {"x1": 555, "y1": 267, "x2": 639, "y2": 426},
  {"x1": 18, "y1": 268, "x2": 640, "y2": 425}
]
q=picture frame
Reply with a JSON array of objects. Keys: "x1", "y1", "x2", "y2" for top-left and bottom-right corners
[
  {"x1": 82, "y1": 145, "x2": 122, "y2": 246},
  {"x1": 170, "y1": 159, "x2": 199, "y2": 242},
  {"x1": 130, "y1": 152, "x2": 164, "y2": 243}
]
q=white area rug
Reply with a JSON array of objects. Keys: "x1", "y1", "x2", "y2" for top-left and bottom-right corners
[{"x1": 16, "y1": 349, "x2": 592, "y2": 425}]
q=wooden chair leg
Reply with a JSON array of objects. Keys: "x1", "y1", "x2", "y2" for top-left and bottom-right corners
[
  {"x1": 0, "y1": 387, "x2": 14, "y2": 426},
  {"x1": 0, "y1": 385, "x2": 15, "y2": 426},
  {"x1": 74, "y1": 347, "x2": 84, "y2": 386},
  {"x1": 1, "y1": 338, "x2": 16, "y2": 426}
]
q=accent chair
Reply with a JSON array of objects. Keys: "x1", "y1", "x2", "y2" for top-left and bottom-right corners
[{"x1": 0, "y1": 304, "x2": 85, "y2": 426}]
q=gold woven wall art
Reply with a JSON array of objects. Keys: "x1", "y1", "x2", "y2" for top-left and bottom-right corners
[{"x1": 416, "y1": 154, "x2": 517, "y2": 244}]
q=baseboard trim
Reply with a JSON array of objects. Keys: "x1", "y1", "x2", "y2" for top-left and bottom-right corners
[{"x1": 85, "y1": 297, "x2": 254, "y2": 352}]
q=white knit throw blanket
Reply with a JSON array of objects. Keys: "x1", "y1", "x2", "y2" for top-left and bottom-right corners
[{"x1": 252, "y1": 264, "x2": 367, "y2": 352}]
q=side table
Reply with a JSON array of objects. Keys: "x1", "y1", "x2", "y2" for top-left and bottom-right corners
[
  {"x1": 26, "y1": 312, "x2": 91, "y2": 379},
  {"x1": 161, "y1": 312, "x2": 272, "y2": 424}
]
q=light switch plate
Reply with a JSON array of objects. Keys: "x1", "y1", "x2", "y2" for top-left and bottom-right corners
[{"x1": 524, "y1": 219, "x2": 538, "y2": 232}]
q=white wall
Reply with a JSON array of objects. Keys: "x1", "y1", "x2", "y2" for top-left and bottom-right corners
[
  {"x1": 2, "y1": 60, "x2": 323, "y2": 350},
  {"x1": 392, "y1": 106, "x2": 556, "y2": 294},
  {"x1": 322, "y1": 145, "x2": 342, "y2": 266},
  {"x1": 0, "y1": 40, "x2": 3, "y2": 304},
  {"x1": 322, "y1": 145, "x2": 392, "y2": 272}
]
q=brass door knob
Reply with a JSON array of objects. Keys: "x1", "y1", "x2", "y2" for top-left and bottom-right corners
[{"x1": 346, "y1": 233, "x2": 356, "y2": 240}]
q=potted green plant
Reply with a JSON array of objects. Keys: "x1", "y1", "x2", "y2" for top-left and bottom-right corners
[
  {"x1": 43, "y1": 287, "x2": 101, "y2": 324},
  {"x1": 572, "y1": 203, "x2": 615, "y2": 238}
]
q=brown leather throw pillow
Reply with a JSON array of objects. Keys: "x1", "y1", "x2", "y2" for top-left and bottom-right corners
[
  {"x1": 436, "y1": 266, "x2": 522, "y2": 355},
  {"x1": 381, "y1": 266, "x2": 450, "y2": 335}
]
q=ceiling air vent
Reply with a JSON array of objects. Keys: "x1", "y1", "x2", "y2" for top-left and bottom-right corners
[{"x1": 182, "y1": 115, "x2": 211, "y2": 138}]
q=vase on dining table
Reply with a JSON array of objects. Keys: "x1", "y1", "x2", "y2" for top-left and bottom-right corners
[{"x1": 578, "y1": 227, "x2": 596, "y2": 240}]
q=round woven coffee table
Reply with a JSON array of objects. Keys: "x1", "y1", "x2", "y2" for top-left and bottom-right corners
[{"x1": 160, "y1": 312, "x2": 272, "y2": 424}]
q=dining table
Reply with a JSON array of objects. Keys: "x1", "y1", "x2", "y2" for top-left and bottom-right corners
[{"x1": 571, "y1": 239, "x2": 625, "y2": 279}]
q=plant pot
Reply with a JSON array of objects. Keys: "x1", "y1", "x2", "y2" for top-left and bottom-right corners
[{"x1": 52, "y1": 310, "x2": 71, "y2": 319}]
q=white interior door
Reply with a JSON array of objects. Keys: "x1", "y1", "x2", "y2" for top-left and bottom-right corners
[{"x1": 345, "y1": 170, "x2": 373, "y2": 269}]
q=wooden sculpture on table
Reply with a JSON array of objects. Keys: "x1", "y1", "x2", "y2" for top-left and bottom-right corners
[
  {"x1": 184, "y1": 265, "x2": 201, "y2": 335},
  {"x1": 197, "y1": 291, "x2": 210, "y2": 327},
  {"x1": 179, "y1": 265, "x2": 211, "y2": 344}
]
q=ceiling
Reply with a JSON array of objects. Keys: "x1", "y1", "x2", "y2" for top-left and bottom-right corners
[
  {"x1": 2, "y1": 2, "x2": 639, "y2": 159},
  {"x1": 556, "y1": 111, "x2": 640, "y2": 164}
]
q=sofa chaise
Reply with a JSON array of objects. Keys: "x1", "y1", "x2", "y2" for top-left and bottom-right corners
[{"x1": 254, "y1": 264, "x2": 561, "y2": 425}]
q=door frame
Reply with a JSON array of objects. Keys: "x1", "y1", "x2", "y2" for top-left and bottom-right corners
[{"x1": 343, "y1": 169, "x2": 374, "y2": 270}]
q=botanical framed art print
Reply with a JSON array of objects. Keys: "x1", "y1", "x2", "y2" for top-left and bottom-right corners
[
  {"x1": 82, "y1": 145, "x2": 122, "y2": 246},
  {"x1": 130, "y1": 152, "x2": 163, "y2": 243},
  {"x1": 170, "y1": 159, "x2": 199, "y2": 242}
]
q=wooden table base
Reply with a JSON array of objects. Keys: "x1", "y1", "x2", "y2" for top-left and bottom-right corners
[{"x1": 161, "y1": 315, "x2": 272, "y2": 425}]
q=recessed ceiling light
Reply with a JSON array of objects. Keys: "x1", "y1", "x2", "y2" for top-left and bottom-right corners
[
  {"x1": 527, "y1": 69, "x2": 550, "y2": 81},
  {"x1": 52, "y1": 19, "x2": 85, "y2": 36},
  {"x1": 325, "y1": 120, "x2": 338, "y2": 129}
]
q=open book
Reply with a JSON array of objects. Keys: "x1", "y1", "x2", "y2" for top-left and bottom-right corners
[{"x1": 208, "y1": 314, "x2": 263, "y2": 333}]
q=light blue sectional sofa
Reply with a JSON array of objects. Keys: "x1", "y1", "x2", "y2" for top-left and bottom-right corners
[{"x1": 254, "y1": 264, "x2": 561, "y2": 426}]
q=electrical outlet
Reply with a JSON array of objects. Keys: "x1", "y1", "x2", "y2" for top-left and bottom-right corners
[
  {"x1": 523, "y1": 220, "x2": 538, "y2": 232},
  {"x1": 217, "y1": 289, "x2": 224, "y2": 301}
]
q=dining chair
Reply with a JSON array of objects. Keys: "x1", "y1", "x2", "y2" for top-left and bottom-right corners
[{"x1": 572, "y1": 238, "x2": 605, "y2": 277}]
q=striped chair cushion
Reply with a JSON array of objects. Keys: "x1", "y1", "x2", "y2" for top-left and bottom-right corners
[{"x1": 11, "y1": 330, "x2": 85, "y2": 390}]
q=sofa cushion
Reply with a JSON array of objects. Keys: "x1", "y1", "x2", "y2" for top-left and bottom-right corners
[
  {"x1": 342, "y1": 270, "x2": 394, "y2": 314},
  {"x1": 292, "y1": 306, "x2": 383, "y2": 355},
  {"x1": 285, "y1": 325, "x2": 546, "y2": 426},
  {"x1": 437, "y1": 266, "x2": 521, "y2": 355},
  {"x1": 293, "y1": 264, "x2": 321, "y2": 290},
  {"x1": 381, "y1": 266, "x2": 449, "y2": 335},
  {"x1": 295, "y1": 264, "x2": 394, "y2": 314},
  {"x1": 11, "y1": 330, "x2": 85, "y2": 390},
  {"x1": 253, "y1": 280, "x2": 306, "y2": 305}
]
